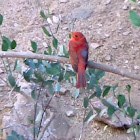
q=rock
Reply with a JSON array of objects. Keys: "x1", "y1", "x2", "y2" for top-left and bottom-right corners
[
  {"x1": 43, "y1": 42, "x2": 48, "y2": 48},
  {"x1": 59, "y1": 88, "x2": 67, "y2": 95},
  {"x1": 62, "y1": 27, "x2": 68, "y2": 30},
  {"x1": 14, "y1": 23, "x2": 18, "y2": 27},
  {"x1": 104, "y1": 33, "x2": 110, "y2": 38},
  {"x1": 97, "y1": 23, "x2": 103, "y2": 27},
  {"x1": 105, "y1": 54, "x2": 112, "y2": 61},
  {"x1": 122, "y1": 5, "x2": 129, "y2": 10},
  {"x1": 105, "y1": 0, "x2": 111, "y2": 5},
  {"x1": 131, "y1": 6, "x2": 136, "y2": 10},
  {"x1": 125, "y1": 60, "x2": 128, "y2": 64},
  {"x1": 2, "y1": 93, "x2": 34, "y2": 139},
  {"x1": 92, "y1": 100, "x2": 135, "y2": 129},
  {"x1": 67, "y1": 8, "x2": 93, "y2": 20},
  {"x1": 122, "y1": 31, "x2": 131, "y2": 36},
  {"x1": 47, "y1": 18, "x2": 53, "y2": 24},
  {"x1": 53, "y1": 16, "x2": 59, "y2": 23},
  {"x1": 49, "y1": 115, "x2": 70, "y2": 139},
  {"x1": 112, "y1": 45, "x2": 118, "y2": 49},
  {"x1": 59, "y1": 0, "x2": 69, "y2": 3},
  {"x1": 134, "y1": 66, "x2": 140, "y2": 70},
  {"x1": 66, "y1": 110, "x2": 75, "y2": 117},
  {"x1": 90, "y1": 43, "x2": 100, "y2": 49}
]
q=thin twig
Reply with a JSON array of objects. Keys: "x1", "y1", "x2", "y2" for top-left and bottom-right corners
[
  {"x1": 33, "y1": 82, "x2": 43, "y2": 140},
  {"x1": 0, "y1": 51, "x2": 140, "y2": 82},
  {"x1": 128, "y1": 91, "x2": 137, "y2": 140},
  {"x1": 37, "y1": 112, "x2": 55, "y2": 140},
  {"x1": 37, "y1": 94, "x2": 54, "y2": 137}
]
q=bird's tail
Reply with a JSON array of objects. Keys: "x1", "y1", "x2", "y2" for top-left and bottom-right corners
[{"x1": 76, "y1": 70, "x2": 86, "y2": 88}]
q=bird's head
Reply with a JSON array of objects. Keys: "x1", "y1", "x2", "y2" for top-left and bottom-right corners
[{"x1": 70, "y1": 32, "x2": 86, "y2": 42}]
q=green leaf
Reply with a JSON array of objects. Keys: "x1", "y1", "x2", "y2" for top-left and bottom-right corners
[
  {"x1": 137, "y1": 112, "x2": 140, "y2": 119},
  {"x1": 14, "y1": 85, "x2": 20, "y2": 92},
  {"x1": 69, "y1": 33, "x2": 71, "y2": 39},
  {"x1": 117, "y1": 94, "x2": 126, "y2": 108},
  {"x1": 24, "y1": 59, "x2": 35, "y2": 69},
  {"x1": 44, "y1": 80, "x2": 54, "y2": 86},
  {"x1": 40, "y1": 11, "x2": 46, "y2": 19},
  {"x1": 107, "y1": 105, "x2": 116, "y2": 116},
  {"x1": 31, "y1": 90, "x2": 36, "y2": 100},
  {"x1": 101, "y1": 99, "x2": 116, "y2": 109},
  {"x1": 112, "y1": 83, "x2": 118, "y2": 96},
  {"x1": 127, "y1": 106, "x2": 136, "y2": 118},
  {"x1": 102, "y1": 86, "x2": 111, "y2": 97},
  {"x1": 48, "y1": 83, "x2": 54, "y2": 94},
  {"x1": 46, "y1": 67, "x2": 60, "y2": 75},
  {"x1": 93, "y1": 107, "x2": 101, "y2": 114},
  {"x1": 2, "y1": 36, "x2": 11, "y2": 51},
  {"x1": 52, "y1": 37, "x2": 58, "y2": 49},
  {"x1": 34, "y1": 71, "x2": 43, "y2": 82},
  {"x1": 42, "y1": 26, "x2": 51, "y2": 37},
  {"x1": 55, "y1": 24, "x2": 60, "y2": 33},
  {"x1": 14, "y1": 60, "x2": 21, "y2": 73},
  {"x1": 7, "y1": 136, "x2": 17, "y2": 140},
  {"x1": 58, "y1": 72, "x2": 64, "y2": 82},
  {"x1": 99, "y1": 108, "x2": 107, "y2": 117},
  {"x1": 83, "y1": 97, "x2": 88, "y2": 108},
  {"x1": 55, "y1": 82, "x2": 61, "y2": 92},
  {"x1": 127, "y1": 127, "x2": 134, "y2": 134},
  {"x1": 35, "y1": 110, "x2": 43, "y2": 123},
  {"x1": 89, "y1": 92, "x2": 96, "y2": 99},
  {"x1": 44, "y1": 50, "x2": 48, "y2": 55},
  {"x1": 84, "y1": 110, "x2": 93, "y2": 122},
  {"x1": 94, "y1": 69, "x2": 105, "y2": 80},
  {"x1": 38, "y1": 64, "x2": 45, "y2": 72},
  {"x1": 10, "y1": 40, "x2": 17, "y2": 49},
  {"x1": 8, "y1": 73, "x2": 16, "y2": 87},
  {"x1": 28, "y1": 116, "x2": 34, "y2": 124},
  {"x1": 87, "y1": 74, "x2": 96, "y2": 89},
  {"x1": 126, "y1": 84, "x2": 131, "y2": 93},
  {"x1": 129, "y1": 10, "x2": 140, "y2": 27},
  {"x1": 130, "y1": 0, "x2": 136, "y2": 2},
  {"x1": 18, "y1": 135, "x2": 25, "y2": 140},
  {"x1": 2, "y1": 41, "x2": 9, "y2": 51},
  {"x1": 11, "y1": 130, "x2": 17, "y2": 137},
  {"x1": 95, "y1": 85, "x2": 102, "y2": 98},
  {"x1": 42, "y1": 60, "x2": 51, "y2": 68},
  {"x1": 58, "y1": 45, "x2": 69, "y2": 57},
  {"x1": 31, "y1": 126, "x2": 38, "y2": 136},
  {"x1": 88, "y1": 68, "x2": 95, "y2": 75},
  {"x1": 31, "y1": 41, "x2": 37, "y2": 53},
  {"x1": 48, "y1": 45, "x2": 52, "y2": 55},
  {"x1": 0, "y1": 14, "x2": 3, "y2": 25},
  {"x1": 23, "y1": 68, "x2": 33, "y2": 82},
  {"x1": 72, "y1": 89, "x2": 79, "y2": 99}
]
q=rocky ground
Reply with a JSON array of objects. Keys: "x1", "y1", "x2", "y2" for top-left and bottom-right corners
[{"x1": 0, "y1": 0, "x2": 140, "y2": 139}]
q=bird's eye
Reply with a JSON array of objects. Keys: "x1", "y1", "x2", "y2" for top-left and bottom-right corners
[{"x1": 75, "y1": 35, "x2": 78, "y2": 37}]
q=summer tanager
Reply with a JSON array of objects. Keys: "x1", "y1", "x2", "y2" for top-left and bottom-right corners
[{"x1": 68, "y1": 32, "x2": 89, "y2": 88}]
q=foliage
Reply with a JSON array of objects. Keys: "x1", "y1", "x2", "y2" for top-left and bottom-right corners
[
  {"x1": 7, "y1": 130, "x2": 25, "y2": 140},
  {"x1": 0, "y1": 5, "x2": 140, "y2": 139},
  {"x1": 129, "y1": 1, "x2": 140, "y2": 27}
]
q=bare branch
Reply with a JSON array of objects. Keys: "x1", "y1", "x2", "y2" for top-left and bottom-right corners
[
  {"x1": 0, "y1": 51, "x2": 140, "y2": 81},
  {"x1": 37, "y1": 112, "x2": 55, "y2": 140}
]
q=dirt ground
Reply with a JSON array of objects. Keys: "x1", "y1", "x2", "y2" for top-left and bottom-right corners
[{"x1": 0, "y1": 0, "x2": 140, "y2": 140}]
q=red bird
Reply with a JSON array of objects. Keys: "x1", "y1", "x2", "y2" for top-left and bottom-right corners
[{"x1": 68, "y1": 32, "x2": 89, "y2": 88}]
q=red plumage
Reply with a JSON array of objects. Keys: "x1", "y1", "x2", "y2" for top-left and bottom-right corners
[{"x1": 68, "y1": 32, "x2": 89, "y2": 88}]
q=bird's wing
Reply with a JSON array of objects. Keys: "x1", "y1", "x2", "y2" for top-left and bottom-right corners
[
  {"x1": 78, "y1": 42, "x2": 89, "y2": 68},
  {"x1": 69, "y1": 41, "x2": 78, "y2": 72}
]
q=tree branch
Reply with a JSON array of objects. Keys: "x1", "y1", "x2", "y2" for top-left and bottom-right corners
[{"x1": 0, "y1": 51, "x2": 140, "y2": 81}]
